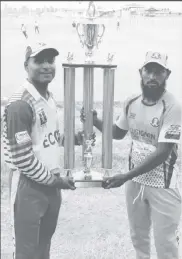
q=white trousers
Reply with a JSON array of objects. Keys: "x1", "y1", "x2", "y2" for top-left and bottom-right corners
[{"x1": 125, "y1": 180, "x2": 182, "y2": 259}]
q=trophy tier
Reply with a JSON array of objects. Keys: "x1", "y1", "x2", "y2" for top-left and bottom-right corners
[
  {"x1": 62, "y1": 63, "x2": 117, "y2": 68},
  {"x1": 73, "y1": 170, "x2": 106, "y2": 188},
  {"x1": 69, "y1": 170, "x2": 110, "y2": 188}
]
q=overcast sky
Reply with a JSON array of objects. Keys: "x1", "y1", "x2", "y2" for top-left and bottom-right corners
[{"x1": 1, "y1": 1, "x2": 182, "y2": 11}]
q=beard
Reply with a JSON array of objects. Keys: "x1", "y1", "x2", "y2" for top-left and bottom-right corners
[{"x1": 141, "y1": 80, "x2": 166, "y2": 102}]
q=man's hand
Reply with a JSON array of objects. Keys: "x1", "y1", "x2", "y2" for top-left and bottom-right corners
[
  {"x1": 53, "y1": 176, "x2": 76, "y2": 190},
  {"x1": 80, "y1": 107, "x2": 98, "y2": 126},
  {"x1": 50, "y1": 169, "x2": 76, "y2": 190},
  {"x1": 75, "y1": 130, "x2": 96, "y2": 146},
  {"x1": 102, "y1": 174, "x2": 129, "y2": 189},
  {"x1": 75, "y1": 131, "x2": 84, "y2": 145},
  {"x1": 88, "y1": 132, "x2": 96, "y2": 146}
]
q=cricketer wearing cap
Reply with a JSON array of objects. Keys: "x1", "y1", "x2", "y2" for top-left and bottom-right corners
[
  {"x1": 83, "y1": 51, "x2": 181, "y2": 259},
  {"x1": 2, "y1": 42, "x2": 88, "y2": 259}
]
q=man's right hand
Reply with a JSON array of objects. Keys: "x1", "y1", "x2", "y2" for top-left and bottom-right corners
[
  {"x1": 53, "y1": 176, "x2": 76, "y2": 190},
  {"x1": 80, "y1": 107, "x2": 98, "y2": 126},
  {"x1": 50, "y1": 170, "x2": 76, "y2": 190}
]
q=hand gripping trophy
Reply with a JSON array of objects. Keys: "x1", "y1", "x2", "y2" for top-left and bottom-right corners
[{"x1": 62, "y1": 1, "x2": 117, "y2": 187}]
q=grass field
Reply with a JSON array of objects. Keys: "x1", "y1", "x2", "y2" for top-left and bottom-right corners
[{"x1": 1, "y1": 13, "x2": 182, "y2": 259}]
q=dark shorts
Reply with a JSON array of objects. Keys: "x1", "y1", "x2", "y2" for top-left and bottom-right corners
[{"x1": 14, "y1": 174, "x2": 61, "y2": 259}]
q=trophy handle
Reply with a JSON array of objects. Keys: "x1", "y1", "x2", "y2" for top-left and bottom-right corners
[
  {"x1": 103, "y1": 169, "x2": 112, "y2": 178},
  {"x1": 76, "y1": 23, "x2": 84, "y2": 47},
  {"x1": 97, "y1": 24, "x2": 105, "y2": 43},
  {"x1": 66, "y1": 169, "x2": 73, "y2": 178}
]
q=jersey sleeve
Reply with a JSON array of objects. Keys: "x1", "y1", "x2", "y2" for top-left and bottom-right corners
[
  {"x1": 5, "y1": 100, "x2": 55, "y2": 185},
  {"x1": 158, "y1": 102, "x2": 181, "y2": 144},
  {"x1": 115, "y1": 99, "x2": 129, "y2": 130}
]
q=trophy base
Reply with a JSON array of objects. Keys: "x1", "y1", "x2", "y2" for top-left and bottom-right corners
[{"x1": 73, "y1": 170, "x2": 104, "y2": 188}]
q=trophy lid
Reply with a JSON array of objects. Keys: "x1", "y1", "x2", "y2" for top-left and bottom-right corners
[{"x1": 78, "y1": 1, "x2": 107, "y2": 24}]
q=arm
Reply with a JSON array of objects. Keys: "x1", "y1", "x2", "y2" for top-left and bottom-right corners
[
  {"x1": 127, "y1": 102, "x2": 181, "y2": 180},
  {"x1": 60, "y1": 133, "x2": 84, "y2": 146},
  {"x1": 94, "y1": 116, "x2": 128, "y2": 140},
  {"x1": 80, "y1": 100, "x2": 129, "y2": 141},
  {"x1": 125, "y1": 142, "x2": 174, "y2": 181},
  {"x1": 6, "y1": 101, "x2": 57, "y2": 186},
  {"x1": 104, "y1": 142, "x2": 175, "y2": 189},
  {"x1": 74, "y1": 133, "x2": 83, "y2": 146},
  {"x1": 104, "y1": 101, "x2": 181, "y2": 189}
]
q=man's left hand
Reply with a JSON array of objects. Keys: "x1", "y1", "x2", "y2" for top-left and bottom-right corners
[
  {"x1": 75, "y1": 131, "x2": 96, "y2": 146},
  {"x1": 102, "y1": 173, "x2": 129, "y2": 189}
]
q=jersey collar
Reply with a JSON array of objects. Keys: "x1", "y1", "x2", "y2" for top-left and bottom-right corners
[{"x1": 24, "y1": 79, "x2": 52, "y2": 101}]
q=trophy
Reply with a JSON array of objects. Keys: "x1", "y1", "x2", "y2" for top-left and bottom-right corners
[
  {"x1": 76, "y1": 1, "x2": 105, "y2": 64},
  {"x1": 62, "y1": 1, "x2": 117, "y2": 187}
]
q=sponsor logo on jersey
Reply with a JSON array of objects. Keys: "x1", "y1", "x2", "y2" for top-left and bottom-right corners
[
  {"x1": 165, "y1": 125, "x2": 181, "y2": 140},
  {"x1": 15, "y1": 131, "x2": 31, "y2": 144},
  {"x1": 151, "y1": 117, "x2": 160, "y2": 127},
  {"x1": 130, "y1": 128, "x2": 156, "y2": 141},
  {"x1": 37, "y1": 108, "x2": 47, "y2": 126},
  {"x1": 43, "y1": 130, "x2": 64, "y2": 148}
]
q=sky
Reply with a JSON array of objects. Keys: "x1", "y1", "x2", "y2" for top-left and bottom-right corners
[{"x1": 1, "y1": 1, "x2": 182, "y2": 11}]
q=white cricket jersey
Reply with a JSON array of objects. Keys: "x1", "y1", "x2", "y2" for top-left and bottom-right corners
[
  {"x1": 26, "y1": 82, "x2": 63, "y2": 170},
  {"x1": 3, "y1": 80, "x2": 64, "y2": 184},
  {"x1": 116, "y1": 91, "x2": 181, "y2": 188}
]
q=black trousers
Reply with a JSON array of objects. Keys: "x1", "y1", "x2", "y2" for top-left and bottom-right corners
[{"x1": 14, "y1": 174, "x2": 61, "y2": 259}]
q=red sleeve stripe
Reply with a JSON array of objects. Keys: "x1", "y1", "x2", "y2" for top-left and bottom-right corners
[
  {"x1": 11, "y1": 152, "x2": 33, "y2": 163},
  {"x1": 30, "y1": 167, "x2": 50, "y2": 183},
  {"x1": 38, "y1": 171, "x2": 52, "y2": 184},
  {"x1": 13, "y1": 155, "x2": 51, "y2": 184},
  {"x1": 12, "y1": 155, "x2": 35, "y2": 167},
  {"x1": 8, "y1": 141, "x2": 52, "y2": 185},
  {"x1": 19, "y1": 159, "x2": 50, "y2": 184},
  {"x1": 4, "y1": 160, "x2": 11, "y2": 165},
  {"x1": 30, "y1": 164, "x2": 46, "y2": 179},
  {"x1": 10, "y1": 147, "x2": 32, "y2": 157},
  {"x1": 26, "y1": 162, "x2": 44, "y2": 177},
  {"x1": 17, "y1": 160, "x2": 51, "y2": 184},
  {"x1": 8, "y1": 142, "x2": 32, "y2": 152},
  {"x1": 18, "y1": 158, "x2": 39, "y2": 171}
]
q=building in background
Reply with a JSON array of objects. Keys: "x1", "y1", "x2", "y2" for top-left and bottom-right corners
[
  {"x1": 122, "y1": 3, "x2": 145, "y2": 16},
  {"x1": 144, "y1": 7, "x2": 182, "y2": 17}
]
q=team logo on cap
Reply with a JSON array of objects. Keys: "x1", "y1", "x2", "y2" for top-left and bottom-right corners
[
  {"x1": 151, "y1": 52, "x2": 161, "y2": 60},
  {"x1": 151, "y1": 117, "x2": 160, "y2": 127},
  {"x1": 38, "y1": 42, "x2": 46, "y2": 47}
]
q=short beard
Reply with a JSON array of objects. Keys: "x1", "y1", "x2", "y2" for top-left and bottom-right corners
[{"x1": 141, "y1": 80, "x2": 166, "y2": 102}]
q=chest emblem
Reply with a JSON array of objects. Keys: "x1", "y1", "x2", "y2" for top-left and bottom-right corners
[
  {"x1": 38, "y1": 108, "x2": 47, "y2": 126},
  {"x1": 151, "y1": 117, "x2": 160, "y2": 127},
  {"x1": 129, "y1": 112, "x2": 136, "y2": 119}
]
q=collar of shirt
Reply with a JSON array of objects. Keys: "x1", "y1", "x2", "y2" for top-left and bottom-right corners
[
  {"x1": 24, "y1": 79, "x2": 53, "y2": 102},
  {"x1": 24, "y1": 80, "x2": 57, "y2": 111}
]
